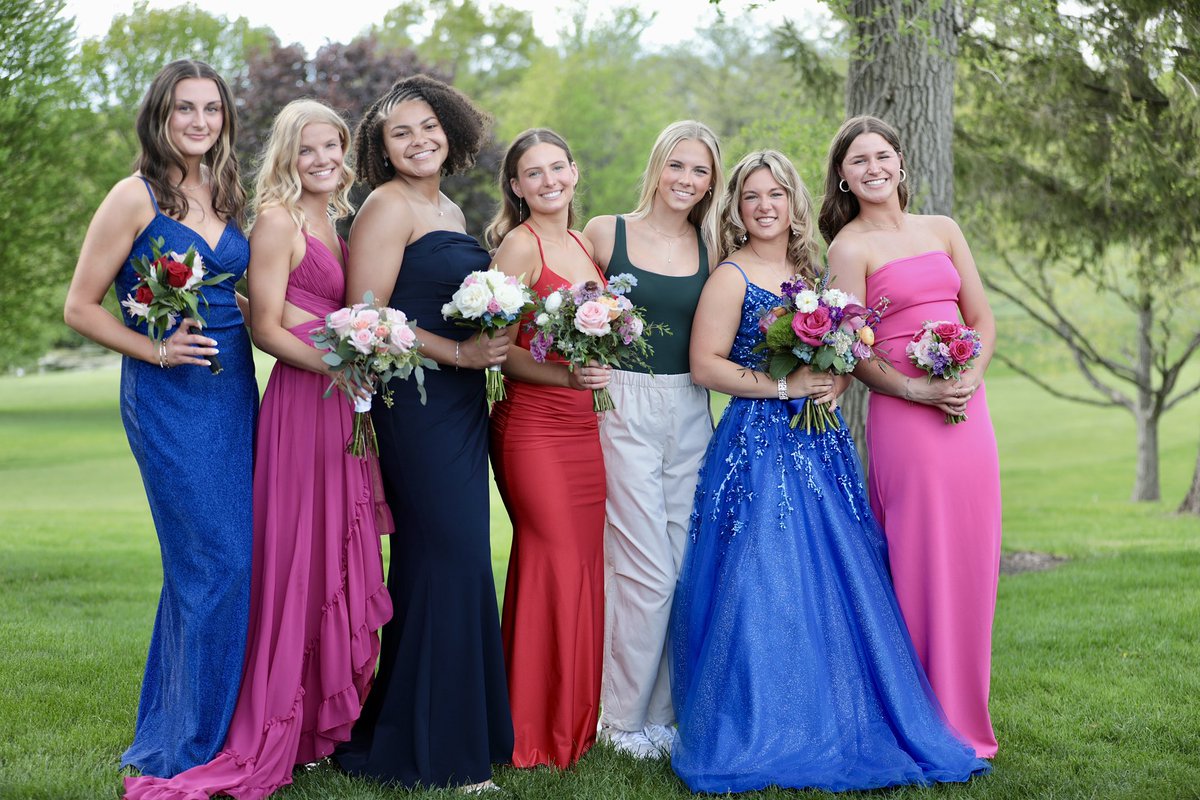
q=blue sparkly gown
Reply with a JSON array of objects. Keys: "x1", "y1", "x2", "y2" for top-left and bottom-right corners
[
  {"x1": 114, "y1": 180, "x2": 257, "y2": 777},
  {"x1": 669, "y1": 262, "x2": 989, "y2": 794}
]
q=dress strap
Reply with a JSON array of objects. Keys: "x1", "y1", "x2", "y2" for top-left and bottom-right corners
[
  {"x1": 696, "y1": 226, "x2": 709, "y2": 272},
  {"x1": 567, "y1": 230, "x2": 605, "y2": 282},
  {"x1": 718, "y1": 260, "x2": 748, "y2": 284},
  {"x1": 521, "y1": 222, "x2": 550, "y2": 272},
  {"x1": 138, "y1": 176, "x2": 162, "y2": 215},
  {"x1": 614, "y1": 215, "x2": 628, "y2": 263}
]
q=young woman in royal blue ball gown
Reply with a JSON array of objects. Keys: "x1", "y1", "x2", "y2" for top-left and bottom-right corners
[
  {"x1": 669, "y1": 149, "x2": 990, "y2": 794},
  {"x1": 63, "y1": 60, "x2": 256, "y2": 778}
]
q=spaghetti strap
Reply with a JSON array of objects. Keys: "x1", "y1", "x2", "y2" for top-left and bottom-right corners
[
  {"x1": 521, "y1": 222, "x2": 549, "y2": 271},
  {"x1": 138, "y1": 177, "x2": 161, "y2": 214},
  {"x1": 567, "y1": 230, "x2": 605, "y2": 281},
  {"x1": 717, "y1": 260, "x2": 748, "y2": 284}
]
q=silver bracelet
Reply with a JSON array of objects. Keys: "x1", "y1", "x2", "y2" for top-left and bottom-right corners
[
  {"x1": 777, "y1": 376, "x2": 789, "y2": 401},
  {"x1": 454, "y1": 341, "x2": 461, "y2": 370}
]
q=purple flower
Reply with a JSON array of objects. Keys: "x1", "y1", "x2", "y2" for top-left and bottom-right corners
[
  {"x1": 780, "y1": 276, "x2": 809, "y2": 300},
  {"x1": 530, "y1": 330, "x2": 554, "y2": 363}
]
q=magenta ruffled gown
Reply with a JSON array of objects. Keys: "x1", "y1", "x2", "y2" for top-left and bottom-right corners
[
  {"x1": 864, "y1": 250, "x2": 1002, "y2": 758},
  {"x1": 124, "y1": 234, "x2": 393, "y2": 799}
]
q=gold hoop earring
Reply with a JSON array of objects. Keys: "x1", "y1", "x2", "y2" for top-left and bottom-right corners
[{"x1": 838, "y1": 179, "x2": 849, "y2": 193}]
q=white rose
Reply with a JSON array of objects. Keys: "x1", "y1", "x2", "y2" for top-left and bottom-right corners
[
  {"x1": 482, "y1": 270, "x2": 508, "y2": 291},
  {"x1": 535, "y1": 312, "x2": 550, "y2": 326},
  {"x1": 451, "y1": 282, "x2": 491, "y2": 318},
  {"x1": 795, "y1": 290, "x2": 819, "y2": 313},
  {"x1": 441, "y1": 301, "x2": 456, "y2": 318},
  {"x1": 493, "y1": 281, "x2": 526, "y2": 314},
  {"x1": 544, "y1": 291, "x2": 563, "y2": 314}
]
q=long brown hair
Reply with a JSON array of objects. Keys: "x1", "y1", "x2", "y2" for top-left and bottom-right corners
[
  {"x1": 354, "y1": 74, "x2": 490, "y2": 190},
  {"x1": 818, "y1": 115, "x2": 908, "y2": 245},
  {"x1": 718, "y1": 150, "x2": 821, "y2": 282},
  {"x1": 484, "y1": 128, "x2": 578, "y2": 250},
  {"x1": 134, "y1": 59, "x2": 244, "y2": 224}
]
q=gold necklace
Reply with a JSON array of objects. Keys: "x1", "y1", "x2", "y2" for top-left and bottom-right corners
[
  {"x1": 644, "y1": 219, "x2": 690, "y2": 264},
  {"x1": 862, "y1": 216, "x2": 903, "y2": 232},
  {"x1": 417, "y1": 190, "x2": 445, "y2": 217}
]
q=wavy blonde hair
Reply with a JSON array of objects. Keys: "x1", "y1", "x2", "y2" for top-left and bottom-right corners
[
  {"x1": 250, "y1": 99, "x2": 355, "y2": 232},
  {"x1": 718, "y1": 150, "x2": 821, "y2": 282},
  {"x1": 627, "y1": 120, "x2": 725, "y2": 254}
]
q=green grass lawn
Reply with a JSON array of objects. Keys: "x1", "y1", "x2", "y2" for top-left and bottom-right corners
[{"x1": 1, "y1": 357, "x2": 1198, "y2": 799}]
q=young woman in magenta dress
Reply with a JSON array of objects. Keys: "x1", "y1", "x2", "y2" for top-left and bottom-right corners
[
  {"x1": 669, "y1": 149, "x2": 989, "y2": 793},
  {"x1": 331, "y1": 75, "x2": 514, "y2": 793},
  {"x1": 122, "y1": 99, "x2": 393, "y2": 800},
  {"x1": 822, "y1": 114, "x2": 1003, "y2": 758},
  {"x1": 63, "y1": 60, "x2": 256, "y2": 778},
  {"x1": 582, "y1": 120, "x2": 723, "y2": 759},
  {"x1": 486, "y1": 128, "x2": 613, "y2": 768}
]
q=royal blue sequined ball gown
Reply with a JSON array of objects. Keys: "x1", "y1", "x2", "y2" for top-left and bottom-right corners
[
  {"x1": 668, "y1": 262, "x2": 989, "y2": 794},
  {"x1": 113, "y1": 180, "x2": 257, "y2": 777}
]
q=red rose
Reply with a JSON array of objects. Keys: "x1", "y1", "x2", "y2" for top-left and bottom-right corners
[
  {"x1": 135, "y1": 285, "x2": 154, "y2": 304},
  {"x1": 792, "y1": 306, "x2": 833, "y2": 346},
  {"x1": 933, "y1": 321, "x2": 961, "y2": 341},
  {"x1": 164, "y1": 259, "x2": 191, "y2": 288},
  {"x1": 948, "y1": 338, "x2": 975, "y2": 364}
]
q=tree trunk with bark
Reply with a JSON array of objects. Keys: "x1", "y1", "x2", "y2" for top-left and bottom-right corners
[
  {"x1": 1179, "y1": 444, "x2": 1200, "y2": 515},
  {"x1": 839, "y1": 0, "x2": 961, "y2": 464}
]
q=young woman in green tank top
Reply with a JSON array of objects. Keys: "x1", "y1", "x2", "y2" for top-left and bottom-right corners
[{"x1": 582, "y1": 120, "x2": 725, "y2": 760}]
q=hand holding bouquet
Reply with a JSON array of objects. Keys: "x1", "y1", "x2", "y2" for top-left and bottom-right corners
[
  {"x1": 753, "y1": 272, "x2": 889, "y2": 433},
  {"x1": 442, "y1": 269, "x2": 536, "y2": 404},
  {"x1": 905, "y1": 320, "x2": 982, "y2": 424},
  {"x1": 311, "y1": 291, "x2": 437, "y2": 456},
  {"x1": 120, "y1": 235, "x2": 234, "y2": 374},
  {"x1": 527, "y1": 273, "x2": 668, "y2": 413}
]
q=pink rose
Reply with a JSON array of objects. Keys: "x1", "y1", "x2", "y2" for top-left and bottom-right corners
[
  {"x1": 351, "y1": 308, "x2": 380, "y2": 330},
  {"x1": 791, "y1": 306, "x2": 833, "y2": 346},
  {"x1": 327, "y1": 307, "x2": 354, "y2": 335},
  {"x1": 933, "y1": 321, "x2": 961, "y2": 341},
  {"x1": 349, "y1": 328, "x2": 375, "y2": 353},
  {"x1": 390, "y1": 323, "x2": 417, "y2": 351},
  {"x1": 574, "y1": 300, "x2": 612, "y2": 336},
  {"x1": 948, "y1": 338, "x2": 975, "y2": 364}
]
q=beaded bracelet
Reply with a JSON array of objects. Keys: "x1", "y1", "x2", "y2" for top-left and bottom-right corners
[
  {"x1": 777, "y1": 376, "x2": 789, "y2": 401},
  {"x1": 157, "y1": 341, "x2": 170, "y2": 369}
]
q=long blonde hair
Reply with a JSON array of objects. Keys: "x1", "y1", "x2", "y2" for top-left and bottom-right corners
[
  {"x1": 628, "y1": 120, "x2": 724, "y2": 254},
  {"x1": 718, "y1": 150, "x2": 821, "y2": 281},
  {"x1": 251, "y1": 99, "x2": 355, "y2": 232}
]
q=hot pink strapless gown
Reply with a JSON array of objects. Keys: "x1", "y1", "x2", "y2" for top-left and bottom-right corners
[
  {"x1": 124, "y1": 235, "x2": 394, "y2": 799},
  {"x1": 864, "y1": 250, "x2": 1002, "y2": 758}
]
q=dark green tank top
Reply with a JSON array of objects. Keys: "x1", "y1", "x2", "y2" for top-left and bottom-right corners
[{"x1": 608, "y1": 215, "x2": 709, "y2": 375}]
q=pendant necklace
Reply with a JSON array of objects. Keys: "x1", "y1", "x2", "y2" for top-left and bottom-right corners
[{"x1": 646, "y1": 219, "x2": 689, "y2": 263}]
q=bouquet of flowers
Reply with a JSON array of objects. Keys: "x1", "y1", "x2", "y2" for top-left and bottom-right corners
[
  {"x1": 752, "y1": 272, "x2": 888, "y2": 433},
  {"x1": 527, "y1": 273, "x2": 667, "y2": 413},
  {"x1": 311, "y1": 291, "x2": 437, "y2": 456},
  {"x1": 120, "y1": 235, "x2": 234, "y2": 374},
  {"x1": 905, "y1": 320, "x2": 982, "y2": 424},
  {"x1": 442, "y1": 269, "x2": 537, "y2": 404}
]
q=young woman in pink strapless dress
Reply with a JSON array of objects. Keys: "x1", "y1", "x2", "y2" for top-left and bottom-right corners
[
  {"x1": 123, "y1": 99, "x2": 392, "y2": 799},
  {"x1": 821, "y1": 115, "x2": 1002, "y2": 759}
]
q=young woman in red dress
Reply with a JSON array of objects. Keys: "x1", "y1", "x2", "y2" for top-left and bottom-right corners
[{"x1": 486, "y1": 128, "x2": 613, "y2": 768}]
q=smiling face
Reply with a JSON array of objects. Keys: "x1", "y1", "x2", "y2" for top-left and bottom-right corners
[
  {"x1": 167, "y1": 77, "x2": 223, "y2": 159},
  {"x1": 381, "y1": 99, "x2": 448, "y2": 179},
  {"x1": 839, "y1": 132, "x2": 903, "y2": 203},
  {"x1": 511, "y1": 141, "x2": 578, "y2": 216},
  {"x1": 296, "y1": 122, "x2": 344, "y2": 197},
  {"x1": 739, "y1": 166, "x2": 790, "y2": 244},
  {"x1": 655, "y1": 138, "x2": 714, "y2": 214}
]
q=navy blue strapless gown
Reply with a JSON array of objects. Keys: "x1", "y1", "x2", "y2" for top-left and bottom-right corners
[
  {"x1": 114, "y1": 181, "x2": 257, "y2": 777},
  {"x1": 669, "y1": 267, "x2": 989, "y2": 794},
  {"x1": 335, "y1": 231, "x2": 514, "y2": 787}
]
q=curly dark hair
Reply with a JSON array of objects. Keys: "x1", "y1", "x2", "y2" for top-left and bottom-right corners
[{"x1": 354, "y1": 74, "x2": 491, "y2": 189}]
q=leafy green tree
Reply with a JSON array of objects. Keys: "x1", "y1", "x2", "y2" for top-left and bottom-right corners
[
  {"x1": 958, "y1": 0, "x2": 1200, "y2": 502},
  {"x1": 0, "y1": 0, "x2": 101, "y2": 369}
]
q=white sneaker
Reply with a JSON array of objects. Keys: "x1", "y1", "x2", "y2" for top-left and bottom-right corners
[
  {"x1": 643, "y1": 723, "x2": 676, "y2": 756},
  {"x1": 599, "y1": 726, "x2": 660, "y2": 759}
]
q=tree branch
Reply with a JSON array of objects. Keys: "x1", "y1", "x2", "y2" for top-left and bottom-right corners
[{"x1": 993, "y1": 353, "x2": 1118, "y2": 407}]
